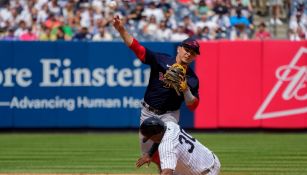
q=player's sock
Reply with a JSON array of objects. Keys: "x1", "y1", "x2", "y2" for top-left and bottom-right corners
[
  {"x1": 152, "y1": 151, "x2": 161, "y2": 170},
  {"x1": 152, "y1": 151, "x2": 160, "y2": 164}
]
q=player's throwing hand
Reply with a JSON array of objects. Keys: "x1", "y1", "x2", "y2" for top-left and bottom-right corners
[
  {"x1": 112, "y1": 16, "x2": 122, "y2": 31},
  {"x1": 136, "y1": 153, "x2": 151, "y2": 168}
]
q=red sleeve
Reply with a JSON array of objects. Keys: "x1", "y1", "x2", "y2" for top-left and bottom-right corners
[
  {"x1": 187, "y1": 98, "x2": 199, "y2": 111},
  {"x1": 129, "y1": 38, "x2": 146, "y2": 62}
]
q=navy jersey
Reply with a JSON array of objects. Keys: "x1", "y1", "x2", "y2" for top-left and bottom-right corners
[{"x1": 143, "y1": 48, "x2": 199, "y2": 111}]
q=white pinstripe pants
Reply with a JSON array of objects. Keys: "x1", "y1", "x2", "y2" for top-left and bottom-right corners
[{"x1": 139, "y1": 104, "x2": 180, "y2": 154}]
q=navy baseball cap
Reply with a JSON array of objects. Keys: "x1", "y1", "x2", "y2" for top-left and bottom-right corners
[
  {"x1": 140, "y1": 117, "x2": 166, "y2": 143},
  {"x1": 180, "y1": 37, "x2": 200, "y2": 55}
]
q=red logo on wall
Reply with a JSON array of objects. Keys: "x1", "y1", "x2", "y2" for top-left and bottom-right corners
[{"x1": 254, "y1": 47, "x2": 307, "y2": 120}]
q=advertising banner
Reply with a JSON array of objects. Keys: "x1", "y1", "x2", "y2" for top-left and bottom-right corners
[
  {"x1": 0, "y1": 42, "x2": 14, "y2": 128},
  {"x1": 0, "y1": 41, "x2": 194, "y2": 128},
  {"x1": 218, "y1": 41, "x2": 262, "y2": 128},
  {"x1": 195, "y1": 42, "x2": 219, "y2": 128},
  {"x1": 195, "y1": 41, "x2": 307, "y2": 129},
  {"x1": 257, "y1": 41, "x2": 307, "y2": 128}
]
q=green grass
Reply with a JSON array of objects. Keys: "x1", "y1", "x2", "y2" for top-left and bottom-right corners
[{"x1": 0, "y1": 132, "x2": 306, "y2": 175}]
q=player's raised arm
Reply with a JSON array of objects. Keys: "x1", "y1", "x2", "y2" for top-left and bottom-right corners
[
  {"x1": 112, "y1": 16, "x2": 146, "y2": 61},
  {"x1": 112, "y1": 16, "x2": 133, "y2": 46}
]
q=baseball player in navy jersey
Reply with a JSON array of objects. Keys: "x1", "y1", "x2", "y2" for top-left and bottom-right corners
[
  {"x1": 112, "y1": 15, "x2": 200, "y2": 168},
  {"x1": 136, "y1": 117, "x2": 221, "y2": 175}
]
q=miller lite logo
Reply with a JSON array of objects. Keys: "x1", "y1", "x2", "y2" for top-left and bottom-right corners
[{"x1": 254, "y1": 47, "x2": 307, "y2": 120}]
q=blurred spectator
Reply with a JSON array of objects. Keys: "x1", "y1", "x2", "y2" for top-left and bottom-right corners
[
  {"x1": 193, "y1": 26, "x2": 213, "y2": 40},
  {"x1": 67, "y1": 16, "x2": 79, "y2": 36},
  {"x1": 128, "y1": 3, "x2": 144, "y2": 21},
  {"x1": 54, "y1": 26, "x2": 65, "y2": 40},
  {"x1": 44, "y1": 14, "x2": 61, "y2": 29},
  {"x1": 14, "y1": 20, "x2": 27, "y2": 38},
  {"x1": 254, "y1": 22, "x2": 271, "y2": 40},
  {"x1": 215, "y1": 27, "x2": 228, "y2": 40},
  {"x1": 73, "y1": 26, "x2": 92, "y2": 41},
  {"x1": 20, "y1": 27, "x2": 38, "y2": 41},
  {"x1": 79, "y1": 4, "x2": 91, "y2": 28},
  {"x1": 143, "y1": 2, "x2": 164, "y2": 23},
  {"x1": 170, "y1": 24, "x2": 189, "y2": 41},
  {"x1": 62, "y1": 1, "x2": 75, "y2": 23},
  {"x1": 230, "y1": 8, "x2": 251, "y2": 40},
  {"x1": 19, "y1": 2, "x2": 35, "y2": 27},
  {"x1": 163, "y1": 10, "x2": 177, "y2": 30},
  {"x1": 142, "y1": 15, "x2": 159, "y2": 39},
  {"x1": 92, "y1": 27, "x2": 113, "y2": 41},
  {"x1": 39, "y1": 25, "x2": 53, "y2": 41},
  {"x1": 291, "y1": 1, "x2": 306, "y2": 16},
  {"x1": 157, "y1": 0, "x2": 172, "y2": 13},
  {"x1": 202, "y1": 26, "x2": 213, "y2": 40},
  {"x1": 0, "y1": 3, "x2": 12, "y2": 30},
  {"x1": 175, "y1": 0, "x2": 193, "y2": 19},
  {"x1": 211, "y1": 9, "x2": 231, "y2": 36},
  {"x1": 269, "y1": 0, "x2": 283, "y2": 25},
  {"x1": 181, "y1": 15, "x2": 196, "y2": 37},
  {"x1": 51, "y1": 24, "x2": 73, "y2": 41},
  {"x1": 61, "y1": 23, "x2": 73, "y2": 40},
  {"x1": 194, "y1": 0, "x2": 210, "y2": 18},
  {"x1": 230, "y1": 8, "x2": 250, "y2": 27},
  {"x1": 195, "y1": 13, "x2": 218, "y2": 37},
  {"x1": 231, "y1": 0, "x2": 253, "y2": 24},
  {"x1": 37, "y1": 3, "x2": 49, "y2": 24},
  {"x1": 289, "y1": 11, "x2": 307, "y2": 41},
  {"x1": 92, "y1": 0, "x2": 103, "y2": 13},
  {"x1": 34, "y1": 0, "x2": 49, "y2": 10},
  {"x1": 177, "y1": 0, "x2": 193, "y2": 4},
  {"x1": 1, "y1": 28, "x2": 18, "y2": 40},
  {"x1": 213, "y1": 0, "x2": 229, "y2": 16},
  {"x1": 117, "y1": 1, "x2": 132, "y2": 17},
  {"x1": 230, "y1": 23, "x2": 249, "y2": 40},
  {"x1": 137, "y1": 12, "x2": 148, "y2": 32},
  {"x1": 48, "y1": 0, "x2": 61, "y2": 16},
  {"x1": 156, "y1": 20, "x2": 172, "y2": 41}
]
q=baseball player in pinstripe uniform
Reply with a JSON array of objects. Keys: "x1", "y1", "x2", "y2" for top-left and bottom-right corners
[
  {"x1": 112, "y1": 15, "x2": 200, "y2": 169},
  {"x1": 136, "y1": 117, "x2": 221, "y2": 175}
]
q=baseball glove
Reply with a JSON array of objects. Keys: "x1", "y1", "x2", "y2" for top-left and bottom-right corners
[{"x1": 163, "y1": 63, "x2": 187, "y2": 96}]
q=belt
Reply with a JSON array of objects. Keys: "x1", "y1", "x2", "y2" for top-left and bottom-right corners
[{"x1": 141, "y1": 101, "x2": 167, "y2": 115}]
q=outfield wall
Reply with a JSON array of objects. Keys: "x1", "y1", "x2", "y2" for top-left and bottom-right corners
[{"x1": 0, "y1": 41, "x2": 306, "y2": 129}]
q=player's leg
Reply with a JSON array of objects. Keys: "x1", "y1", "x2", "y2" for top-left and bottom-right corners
[
  {"x1": 139, "y1": 107, "x2": 161, "y2": 169},
  {"x1": 208, "y1": 154, "x2": 221, "y2": 175},
  {"x1": 139, "y1": 105, "x2": 157, "y2": 153},
  {"x1": 160, "y1": 110, "x2": 180, "y2": 123},
  {"x1": 151, "y1": 150, "x2": 161, "y2": 170}
]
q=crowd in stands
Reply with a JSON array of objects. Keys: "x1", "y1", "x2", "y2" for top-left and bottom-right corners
[{"x1": 0, "y1": 0, "x2": 306, "y2": 41}]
